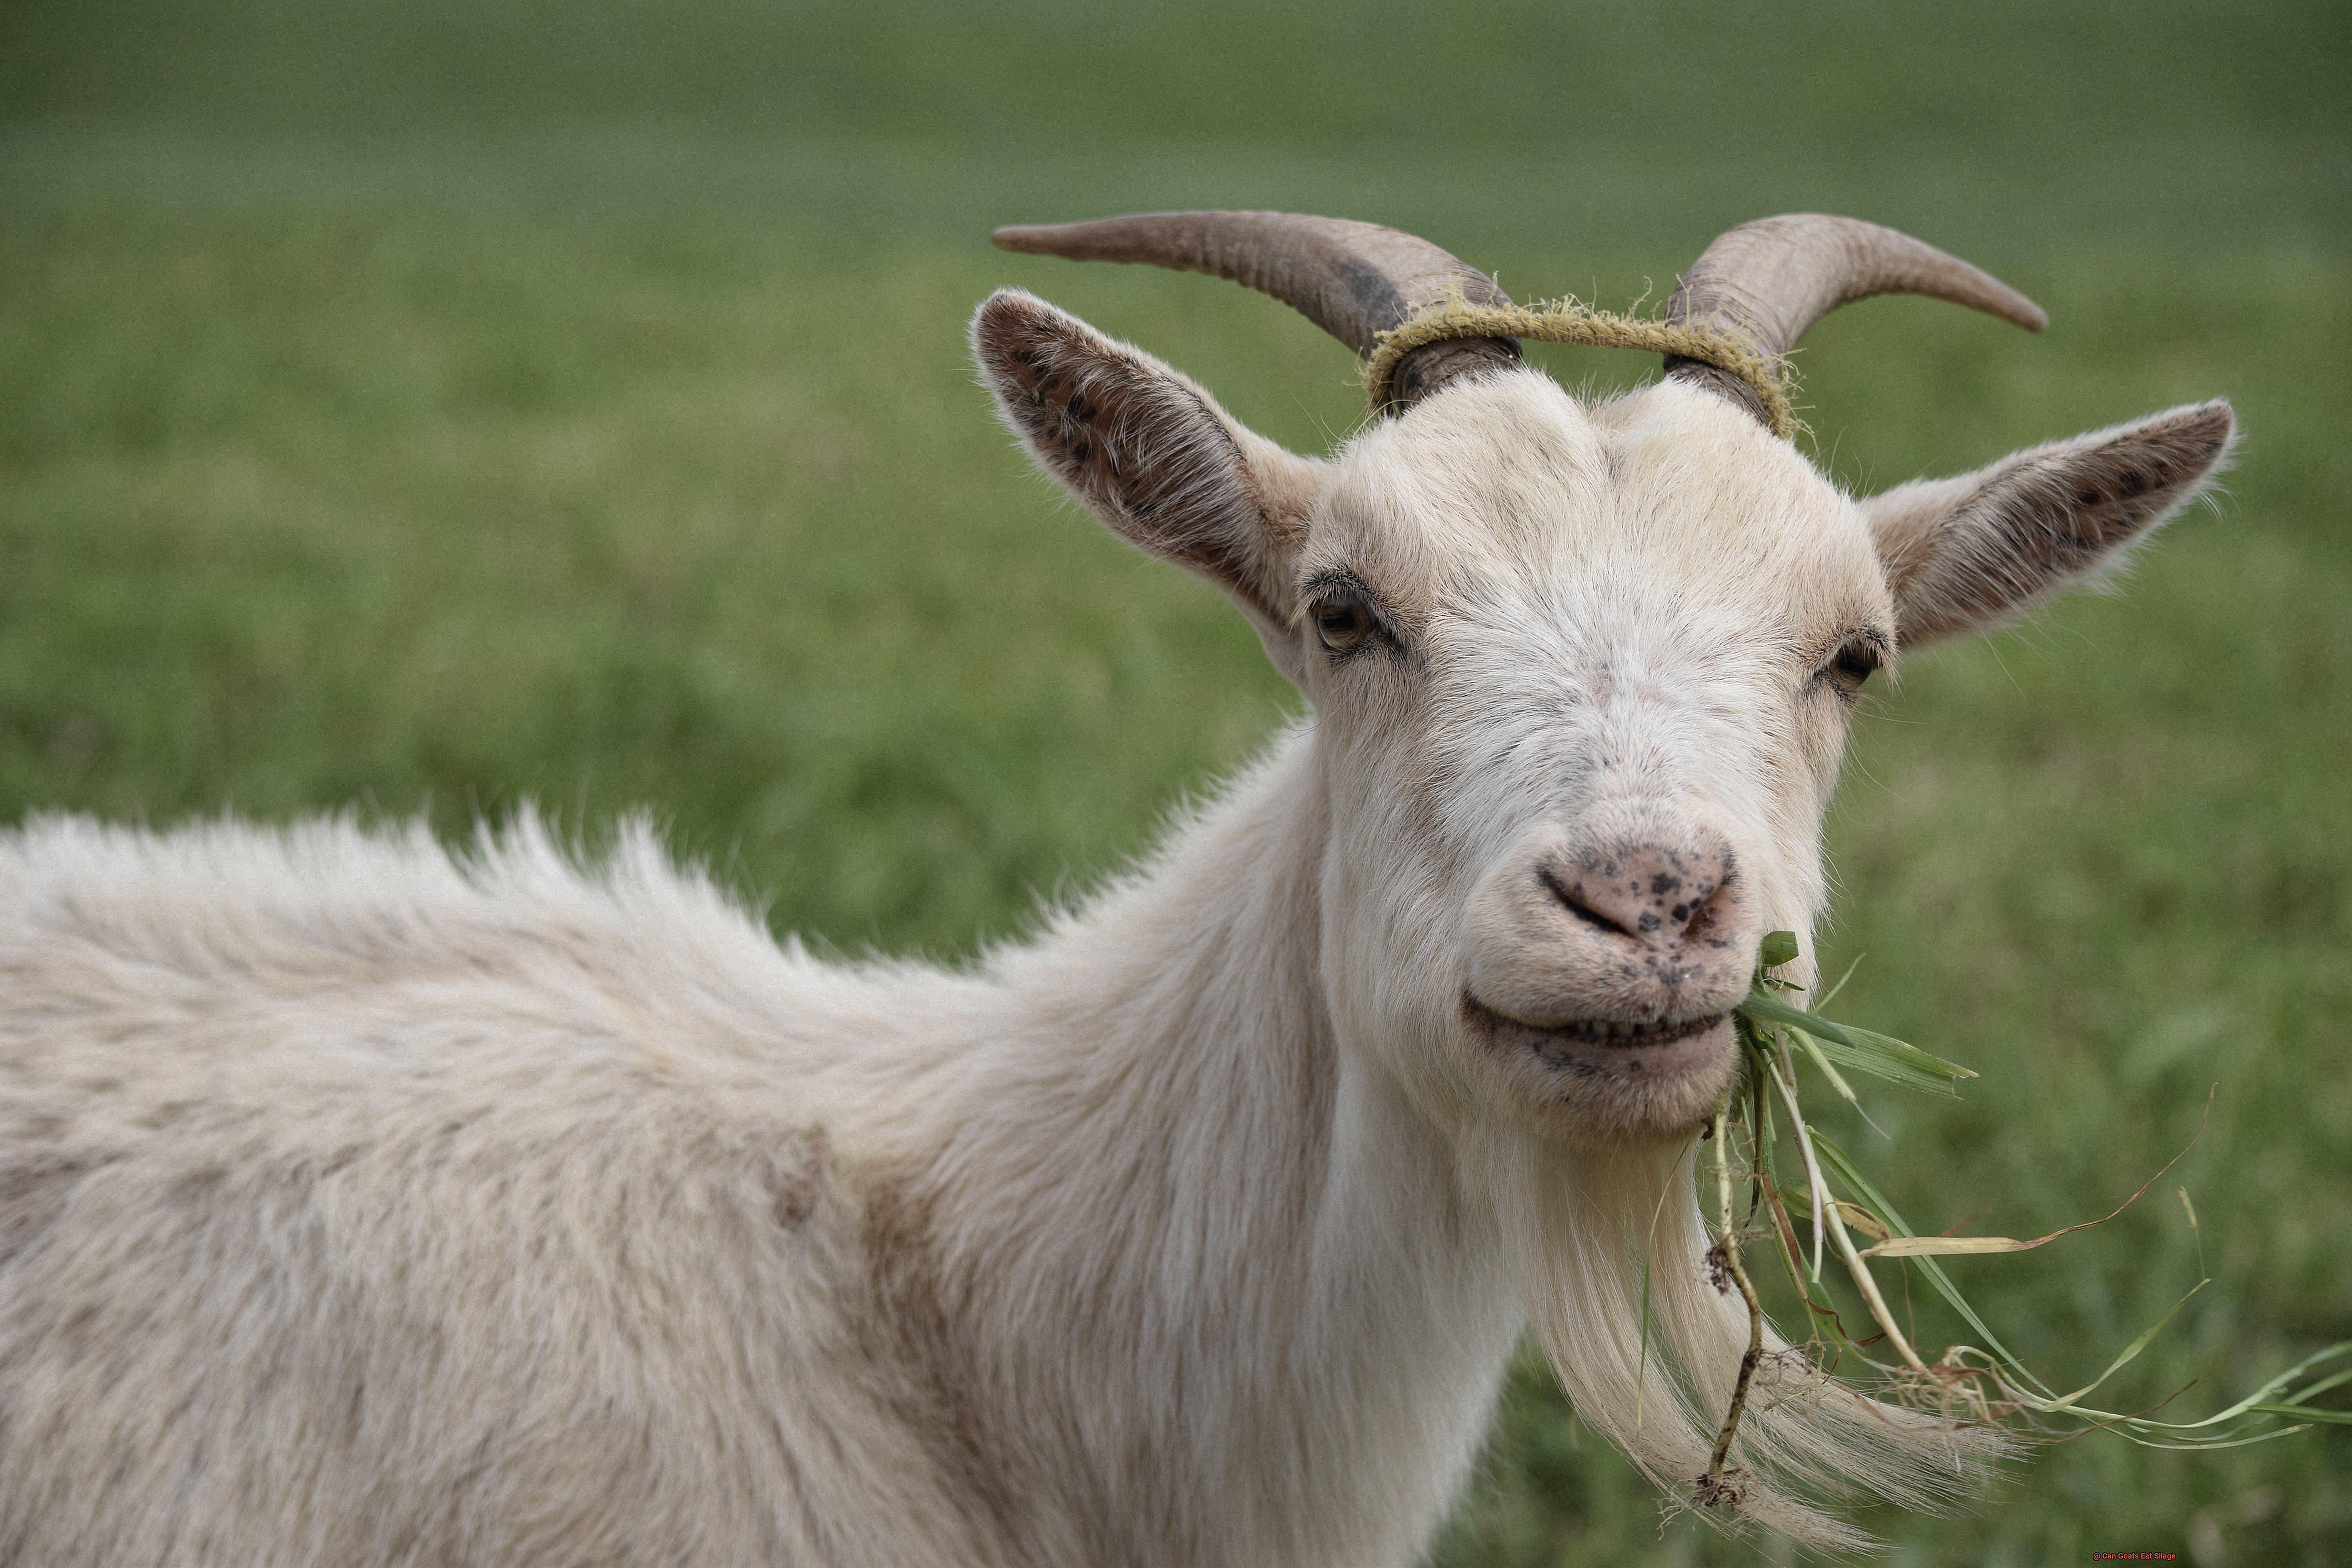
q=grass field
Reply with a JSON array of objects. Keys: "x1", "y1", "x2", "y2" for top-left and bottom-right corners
[{"x1": 4, "y1": 2, "x2": 2347, "y2": 1561}]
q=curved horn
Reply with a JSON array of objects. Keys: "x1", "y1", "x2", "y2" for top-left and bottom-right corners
[
  {"x1": 1664, "y1": 214, "x2": 2049, "y2": 431},
  {"x1": 993, "y1": 210, "x2": 1521, "y2": 414}
]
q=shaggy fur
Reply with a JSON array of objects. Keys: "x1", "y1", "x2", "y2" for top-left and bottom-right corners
[{"x1": 0, "y1": 290, "x2": 2233, "y2": 1565}]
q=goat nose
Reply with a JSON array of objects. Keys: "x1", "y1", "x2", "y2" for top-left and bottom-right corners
[{"x1": 1541, "y1": 837, "x2": 1740, "y2": 952}]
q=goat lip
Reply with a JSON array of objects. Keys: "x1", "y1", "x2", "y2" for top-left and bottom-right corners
[
  {"x1": 1461, "y1": 993, "x2": 1730, "y2": 1047},
  {"x1": 1459, "y1": 993, "x2": 1736, "y2": 1089}
]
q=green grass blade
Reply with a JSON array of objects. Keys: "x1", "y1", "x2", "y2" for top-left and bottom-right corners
[
  {"x1": 1833, "y1": 1024, "x2": 1976, "y2": 1082},
  {"x1": 1789, "y1": 1024, "x2": 1860, "y2": 1107},
  {"x1": 2245, "y1": 1403, "x2": 2352, "y2": 1424},
  {"x1": 2150, "y1": 1343, "x2": 2352, "y2": 1430},
  {"x1": 1736, "y1": 989, "x2": 1853, "y2": 1045},
  {"x1": 1802, "y1": 1026, "x2": 1970, "y2": 1097},
  {"x1": 1740, "y1": 985, "x2": 1973, "y2": 1096},
  {"x1": 1813, "y1": 951, "x2": 1865, "y2": 1011},
  {"x1": 2120, "y1": 1425, "x2": 2314, "y2": 1452},
  {"x1": 2037, "y1": 1280, "x2": 2208, "y2": 1408},
  {"x1": 2271, "y1": 1364, "x2": 2352, "y2": 1408},
  {"x1": 1810, "y1": 1132, "x2": 2054, "y2": 1395}
]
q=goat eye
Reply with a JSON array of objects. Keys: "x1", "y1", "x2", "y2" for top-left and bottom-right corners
[
  {"x1": 1313, "y1": 597, "x2": 1374, "y2": 655},
  {"x1": 1824, "y1": 639, "x2": 1882, "y2": 690}
]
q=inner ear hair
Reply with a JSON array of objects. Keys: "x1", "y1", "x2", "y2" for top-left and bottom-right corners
[
  {"x1": 1868, "y1": 399, "x2": 2236, "y2": 647},
  {"x1": 970, "y1": 289, "x2": 1312, "y2": 632}
]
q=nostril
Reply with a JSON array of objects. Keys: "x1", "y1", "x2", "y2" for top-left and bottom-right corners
[
  {"x1": 1538, "y1": 866, "x2": 1632, "y2": 938},
  {"x1": 1680, "y1": 873, "x2": 1735, "y2": 946}
]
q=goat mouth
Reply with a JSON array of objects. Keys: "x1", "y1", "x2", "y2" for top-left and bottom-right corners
[
  {"x1": 1460, "y1": 993, "x2": 1728, "y2": 1047},
  {"x1": 1459, "y1": 992, "x2": 1738, "y2": 1134},
  {"x1": 1509, "y1": 1012, "x2": 1726, "y2": 1044},
  {"x1": 1460, "y1": 991, "x2": 1735, "y2": 1090}
]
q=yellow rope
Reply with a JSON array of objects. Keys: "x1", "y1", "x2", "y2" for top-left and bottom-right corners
[{"x1": 1361, "y1": 297, "x2": 1799, "y2": 438}]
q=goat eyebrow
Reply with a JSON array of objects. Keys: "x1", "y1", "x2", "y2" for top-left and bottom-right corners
[
  {"x1": 1810, "y1": 624, "x2": 1894, "y2": 662},
  {"x1": 1301, "y1": 566, "x2": 1373, "y2": 600}
]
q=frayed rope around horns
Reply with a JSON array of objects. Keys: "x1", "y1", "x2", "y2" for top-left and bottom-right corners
[{"x1": 1362, "y1": 296, "x2": 1800, "y2": 439}]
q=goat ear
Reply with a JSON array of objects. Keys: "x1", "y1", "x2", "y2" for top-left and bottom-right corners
[
  {"x1": 972, "y1": 289, "x2": 1321, "y2": 683},
  {"x1": 1862, "y1": 400, "x2": 2236, "y2": 648}
]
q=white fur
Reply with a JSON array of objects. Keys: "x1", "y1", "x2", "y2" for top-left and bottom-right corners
[{"x1": 0, "y1": 345, "x2": 2230, "y2": 1563}]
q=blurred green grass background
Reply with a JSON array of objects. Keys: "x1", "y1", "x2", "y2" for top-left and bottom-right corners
[{"x1": 3, "y1": 1, "x2": 2347, "y2": 1561}]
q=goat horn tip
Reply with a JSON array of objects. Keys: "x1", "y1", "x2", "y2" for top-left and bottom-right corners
[{"x1": 994, "y1": 224, "x2": 1090, "y2": 256}]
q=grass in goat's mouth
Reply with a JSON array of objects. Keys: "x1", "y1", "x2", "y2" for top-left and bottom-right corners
[{"x1": 1675, "y1": 930, "x2": 2352, "y2": 1516}]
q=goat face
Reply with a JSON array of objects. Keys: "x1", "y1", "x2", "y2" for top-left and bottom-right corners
[
  {"x1": 973, "y1": 211, "x2": 2232, "y2": 1145},
  {"x1": 1308, "y1": 372, "x2": 1871, "y2": 1141}
]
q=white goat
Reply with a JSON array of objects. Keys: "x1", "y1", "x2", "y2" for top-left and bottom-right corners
[{"x1": 0, "y1": 211, "x2": 2232, "y2": 1565}]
